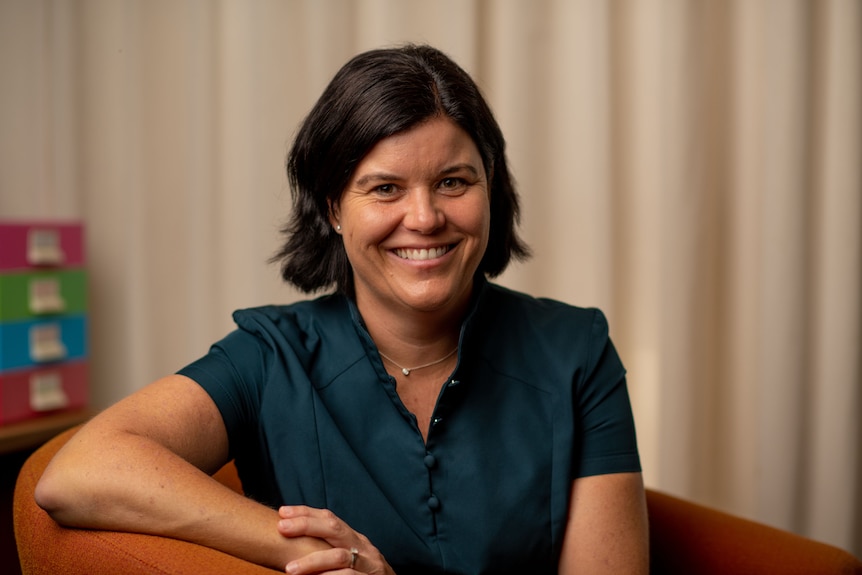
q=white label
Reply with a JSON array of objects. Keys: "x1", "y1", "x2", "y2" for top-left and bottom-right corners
[
  {"x1": 27, "y1": 229, "x2": 65, "y2": 265},
  {"x1": 29, "y1": 323, "x2": 68, "y2": 362},
  {"x1": 29, "y1": 277, "x2": 66, "y2": 314},
  {"x1": 30, "y1": 371, "x2": 69, "y2": 411}
]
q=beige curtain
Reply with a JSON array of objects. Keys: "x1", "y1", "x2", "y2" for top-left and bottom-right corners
[{"x1": 2, "y1": 0, "x2": 859, "y2": 557}]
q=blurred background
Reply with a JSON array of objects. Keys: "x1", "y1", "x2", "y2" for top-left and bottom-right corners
[{"x1": 1, "y1": 0, "x2": 859, "y2": 557}]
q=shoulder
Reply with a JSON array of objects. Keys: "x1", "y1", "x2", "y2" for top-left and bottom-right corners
[
  {"x1": 480, "y1": 283, "x2": 609, "y2": 339},
  {"x1": 223, "y1": 293, "x2": 365, "y2": 384},
  {"x1": 188, "y1": 294, "x2": 353, "y2": 375},
  {"x1": 230, "y1": 293, "x2": 351, "y2": 344},
  {"x1": 473, "y1": 283, "x2": 619, "y2": 388},
  {"x1": 233, "y1": 293, "x2": 346, "y2": 328}
]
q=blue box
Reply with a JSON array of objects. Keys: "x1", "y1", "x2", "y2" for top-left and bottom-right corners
[{"x1": 0, "y1": 315, "x2": 87, "y2": 371}]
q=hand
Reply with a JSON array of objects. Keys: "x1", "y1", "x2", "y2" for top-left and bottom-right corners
[{"x1": 278, "y1": 506, "x2": 395, "y2": 575}]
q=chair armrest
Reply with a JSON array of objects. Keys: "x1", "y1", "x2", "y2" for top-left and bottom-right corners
[
  {"x1": 646, "y1": 489, "x2": 862, "y2": 575},
  {"x1": 20, "y1": 428, "x2": 861, "y2": 574},
  {"x1": 14, "y1": 426, "x2": 276, "y2": 575}
]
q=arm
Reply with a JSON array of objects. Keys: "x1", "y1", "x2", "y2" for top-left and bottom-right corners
[
  {"x1": 34, "y1": 374, "x2": 330, "y2": 571},
  {"x1": 558, "y1": 472, "x2": 649, "y2": 575}
]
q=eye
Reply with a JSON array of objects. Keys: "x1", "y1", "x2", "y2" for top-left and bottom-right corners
[
  {"x1": 438, "y1": 177, "x2": 467, "y2": 192},
  {"x1": 373, "y1": 183, "x2": 397, "y2": 195}
]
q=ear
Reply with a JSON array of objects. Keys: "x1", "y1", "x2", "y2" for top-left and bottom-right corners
[{"x1": 327, "y1": 198, "x2": 341, "y2": 231}]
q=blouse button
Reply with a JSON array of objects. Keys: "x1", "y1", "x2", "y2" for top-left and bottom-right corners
[
  {"x1": 448, "y1": 379, "x2": 460, "y2": 387},
  {"x1": 424, "y1": 454, "x2": 437, "y2": 469},
  {"x1": 427, "y1": 495, "x2": 440, "y2": 511}
]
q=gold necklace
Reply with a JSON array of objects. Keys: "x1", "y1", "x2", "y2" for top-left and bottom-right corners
[{"x1": 378, "y1": 347, "x2": 458, "y2": 376}]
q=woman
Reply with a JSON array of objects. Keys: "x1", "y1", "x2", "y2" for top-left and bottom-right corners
[{"x1": 36, "y1": 45, "x2": 648, "y2": 574}]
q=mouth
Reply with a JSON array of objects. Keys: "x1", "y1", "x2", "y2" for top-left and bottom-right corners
[{"x1": 393, "y1": 244, "x2": 454, "y2": 261}]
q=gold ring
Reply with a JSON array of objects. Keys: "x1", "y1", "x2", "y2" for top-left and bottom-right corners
[{"x1": 349, "y1": 547, "x2": 359, "y2": 569}]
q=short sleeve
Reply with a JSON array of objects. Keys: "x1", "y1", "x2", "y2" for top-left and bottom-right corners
[
  {"x1": 573, "y1": 310, "x2": 641, "y2": 478},
  {"x1": 177, "y1": 328, "x2": 269, "y2": 456}
]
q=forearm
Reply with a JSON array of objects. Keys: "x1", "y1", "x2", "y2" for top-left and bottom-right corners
[{"x1": 36, "y1": 427, "x2": 329, "y2": 570}]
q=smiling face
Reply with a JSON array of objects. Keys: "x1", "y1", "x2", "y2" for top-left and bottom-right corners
[{"x1": 330, "y1": 116, "x2": 491, "y2": 320}]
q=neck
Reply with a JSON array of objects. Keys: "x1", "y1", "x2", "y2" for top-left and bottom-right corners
[{"x1": 356, "y1": 295, "x2": 470, "y2": 369}]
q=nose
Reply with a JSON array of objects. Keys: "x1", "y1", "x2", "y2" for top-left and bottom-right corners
[{"x1": 403, "y1": 189, "x2": 445, "y2": 233}]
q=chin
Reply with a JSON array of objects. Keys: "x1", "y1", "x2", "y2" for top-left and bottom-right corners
[{"x1": 397, "y1": 281, "x2": 472, "y2": 314}]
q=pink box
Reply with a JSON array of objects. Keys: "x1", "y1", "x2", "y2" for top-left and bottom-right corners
[
  {"x1": 0, "y1": 361, "x2": 88, "y2": 425},
  {"x1": 0, "y1": 221, "x2": 85, "y2": 271}
]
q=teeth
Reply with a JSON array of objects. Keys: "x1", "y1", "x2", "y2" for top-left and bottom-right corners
[{"x1": 395, "y1": 246, "x2": 450, "y2": 261}]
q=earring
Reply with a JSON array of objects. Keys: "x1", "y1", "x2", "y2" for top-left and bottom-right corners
[{"x1": 335, "y1": 224, "x2": 342, "y2": 232}]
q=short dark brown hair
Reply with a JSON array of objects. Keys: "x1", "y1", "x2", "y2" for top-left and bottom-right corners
[{"x1": 272, "y1": 44, "x2": 530, "y2": 293}]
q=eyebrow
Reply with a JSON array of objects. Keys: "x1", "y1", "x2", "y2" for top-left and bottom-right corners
[{"x1": 354, "y1": 163, "x2": 481, "y2": 187}]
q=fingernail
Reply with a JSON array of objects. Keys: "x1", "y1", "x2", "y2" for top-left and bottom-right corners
[
  {"x1": 286, "y1": 561, "x2": 299, "y2": 574},
  {"x1": 279, "y1": 519, "x2": 293, "y2": 530}
]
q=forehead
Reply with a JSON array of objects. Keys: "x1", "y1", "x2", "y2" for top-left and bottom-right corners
[{"x1": 354, "y1": 117, "x2": 484, "y2": 175}]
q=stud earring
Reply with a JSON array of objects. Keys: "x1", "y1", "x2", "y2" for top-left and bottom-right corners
[{"x1": 335, "y1": 224, "x2": 342, "y2": 232}]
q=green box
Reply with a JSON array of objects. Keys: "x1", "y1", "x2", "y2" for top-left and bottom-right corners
[{"x1": 0, "y1": 269, "x2": 87, "y2": 321}]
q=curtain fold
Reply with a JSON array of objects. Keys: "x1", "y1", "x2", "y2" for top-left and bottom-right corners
[{"x1": 1, "y1": 0, "x2": 859, "y2": 557}]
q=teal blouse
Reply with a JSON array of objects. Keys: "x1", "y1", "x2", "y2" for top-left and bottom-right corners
[{"x1": 178, "y1": 279, "x2": 641, "y2": 574}]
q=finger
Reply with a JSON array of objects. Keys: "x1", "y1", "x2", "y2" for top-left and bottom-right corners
[
  {"x1": 284, "y1": 547, "x2": 357, "y2": 575},
  {"x1": 278, "y1": 510, "x2": 347, "y2": 540},
  {"x1": 279, "y1": 505, "x2": 326, "y2": 519}
]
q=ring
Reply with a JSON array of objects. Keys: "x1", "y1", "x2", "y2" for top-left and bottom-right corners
[{"x1": 349, "y1": 547, "x2": 359, "y2": 569}]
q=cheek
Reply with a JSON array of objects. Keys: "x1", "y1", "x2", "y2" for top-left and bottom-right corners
[
  {"x1": 468, "y1": 197, "x2": 492, "y2": 241},
  {"x1": 343, "y1": 208, "x2": 398, "y2": 251},
  {"x1": 341, "y1": 198, "x2": 381, "y2": 229}
]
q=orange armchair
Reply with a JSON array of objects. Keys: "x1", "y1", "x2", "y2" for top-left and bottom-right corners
[{"x1": 15, "y1": 426, "x2": 862, "y2": 574}]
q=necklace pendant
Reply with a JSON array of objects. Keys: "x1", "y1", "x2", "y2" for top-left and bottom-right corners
[{"x1": 402, "y1": 368, "x2": 411, "y2": 376}]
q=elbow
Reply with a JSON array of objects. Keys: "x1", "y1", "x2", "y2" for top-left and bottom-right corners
[
  {"x1": 34, "y1": 466, "x2": 68, "y2": 520},
  {"x1": 34, "y1": 462, "x2": 88, "y2": 526}
]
